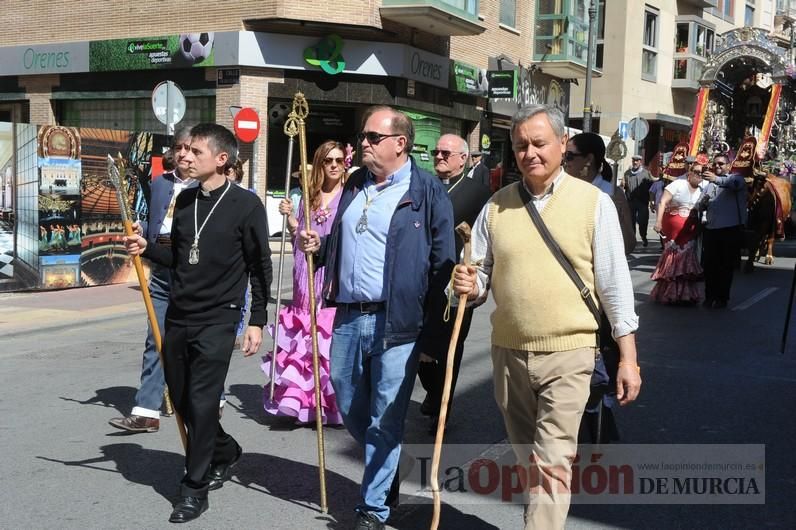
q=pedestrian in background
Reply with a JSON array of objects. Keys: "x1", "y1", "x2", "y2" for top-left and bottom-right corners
[{"x1": 624, "y1": 154, "x2": 654, "y2": 247}]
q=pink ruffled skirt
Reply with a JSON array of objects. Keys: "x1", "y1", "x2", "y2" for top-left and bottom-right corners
[{"x1": 261, "y1": 305, "x2": 342, "y2": 425}]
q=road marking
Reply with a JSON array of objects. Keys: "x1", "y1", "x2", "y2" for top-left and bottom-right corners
[{"x1": 731, "y1": 287, "x2": 778, "y2": 311}]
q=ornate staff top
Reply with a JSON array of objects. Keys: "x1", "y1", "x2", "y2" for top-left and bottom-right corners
[
  {"x1": 283, "y1": 92, "x2": 309, "y2": 138},
  {"x1": 107, "y1": 153, "x2": 132, "y2": 224}
]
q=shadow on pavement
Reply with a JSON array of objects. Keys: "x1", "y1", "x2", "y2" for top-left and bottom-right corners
[
  {"x1": 59, "y1": 386, "x2": 137, "y2": 415},
  {"x1": 37, "y1": 443, "x2": 182, "y2": 502},
  {"x1": 233, "y1": 451, "x2": 358, "y2": 525}
]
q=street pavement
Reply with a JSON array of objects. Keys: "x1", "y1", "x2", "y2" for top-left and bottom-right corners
[{"x1": 2, "y1": 234, "x2": 796, "y2": 529}]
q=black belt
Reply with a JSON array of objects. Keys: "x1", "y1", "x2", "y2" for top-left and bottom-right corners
[
  {"x1": 338, "y1": 301, "x2": 385, "y2": 313},
  {"x1": 156, "y1": 235, "x2": 171, "y2": 246}
]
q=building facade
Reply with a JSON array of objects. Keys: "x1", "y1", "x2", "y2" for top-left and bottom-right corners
[{"x1": 569, "y1": 0, "x2": 780, "y2": 167}]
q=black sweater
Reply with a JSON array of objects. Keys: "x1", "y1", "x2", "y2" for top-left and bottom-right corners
[{"x1": 143, "y1": 182, "x2": 272, "y2": 327}]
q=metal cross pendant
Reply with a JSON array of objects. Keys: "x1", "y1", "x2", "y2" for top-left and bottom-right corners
[
  {"x1": 355, "y1": 211, "x2": 368, "y2": 234},
  {"x1": 189, "y1": 240, "x2": 200, "y2": 265}
]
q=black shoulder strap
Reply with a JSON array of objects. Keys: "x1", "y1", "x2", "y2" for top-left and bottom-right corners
[{"x1": 517, "y1": 184, "x2": 602, "y2": 327}]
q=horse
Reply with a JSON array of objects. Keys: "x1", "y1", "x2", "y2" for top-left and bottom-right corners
[{"x1": 745, "y1": 172, "x2": 792, "y2": 271}]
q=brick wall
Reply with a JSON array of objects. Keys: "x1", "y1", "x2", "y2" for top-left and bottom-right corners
[
  {"x1": 450, "y1": 0, "x2": 534, "y2": 69},
  {"x1": 17, "y1": 75, "x2": 58, "y2": 124},
  {"x1": 0, "y1": 0, "x2": 381, "y2": 46},
  {"x1": 214, "y1": 67, "x2": 284, "y2": 200}
]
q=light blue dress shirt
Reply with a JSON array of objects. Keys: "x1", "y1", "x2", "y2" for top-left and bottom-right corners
[{"x1": 336, "y1": 160, "x2": 413, "y2": 303}]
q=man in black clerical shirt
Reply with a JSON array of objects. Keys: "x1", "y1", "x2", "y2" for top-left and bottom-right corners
[
  {"x1": 417, "y1": 134, "x2": 491, "y2": 433},
  {"x1": 124, "y1": 123, "x2": 272, "y2": 523}
]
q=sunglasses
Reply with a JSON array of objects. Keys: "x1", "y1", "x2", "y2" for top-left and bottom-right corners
[
  {"x1": 431, "y1": 149, "x2": 465, "y2": 159},
  {"x1": 323, "y1": 157, "x2": 345, "y2": 165},
  {"x1": 564, "y1": 151, "x2": 585, "y2": 161},
  {"x1": 357, "y1": 131, "x2": 402, "y2": 145}
]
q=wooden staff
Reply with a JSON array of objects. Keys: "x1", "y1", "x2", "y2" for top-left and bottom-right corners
[
  {"x1": 107, "y1": 155, "x2": 187, "y2": 451},
  {"x1": 430, "y1": 222, "x2": 472, "y2": 530},
  {"x1": 293, "y1": 93, "x2": 328, "y2": 513},
  {"x1": 267, "y1": 99, "x2": 303, "y2": 401}
]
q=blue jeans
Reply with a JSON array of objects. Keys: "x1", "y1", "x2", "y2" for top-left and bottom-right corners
[
  {"x1": 132, "y1": 265, "x2": 170, "y2": 416},
  {"x1": 329, "y1": 306, "x2": 419, "y2": 523}
]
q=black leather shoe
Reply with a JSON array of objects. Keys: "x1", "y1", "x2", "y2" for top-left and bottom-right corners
[
  {"x1": 419, "y1": 395, "x2": 436, "y2": 416},
  {"x1": 353, "y1": 511, "x2": 385, "y2": 530},
  {"x1": 207, "y1": 444, "x2": 242, "y2": 491},
  {"x1": 169, "y1": 496, "x2": 207, "y2": 523}
]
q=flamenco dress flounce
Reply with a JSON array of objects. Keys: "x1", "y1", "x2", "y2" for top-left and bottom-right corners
[
  {"x1": 261, "y1": 306, "x2": 342, "y2": 424},
  {"x1": 650, "y1": 211, "x2": 703, "y2": 304}
]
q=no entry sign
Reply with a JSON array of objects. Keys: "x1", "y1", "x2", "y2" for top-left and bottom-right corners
[{"x1": 233, "y1": 107, "x2": 261, "y2": 143}]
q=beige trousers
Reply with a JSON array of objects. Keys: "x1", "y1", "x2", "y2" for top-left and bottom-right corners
[{"x1": 491, "y1": 345, "x2": 595, "y2": 530}]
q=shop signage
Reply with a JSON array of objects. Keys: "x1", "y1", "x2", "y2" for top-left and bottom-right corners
[
  {"x1": 404, "y1": 47, "x2": 450, "y2": 89},
  {"x1": 0, "y1": 43, "x2": 89, "y2": 75},
  {"x1": 487, "y1": 61, "x2": 571, "y2": 118},
  {"x1": 487, "y1": 70, "x2": 517, "y2": 99},
  {"x1": 217, "y1": 68, "x2": 240, "y2": 86},
  {"x1": 303, "y1": 34, "x2": 346, "y2": 75},
  {"x1": 89, "y1": 33, "x2": 215, "y2": 72},
  {"x1": 451, "y1": 60, "x2": 488, "y2": 96}
]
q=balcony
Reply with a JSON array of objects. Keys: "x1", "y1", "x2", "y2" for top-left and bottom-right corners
[
  {"x1": 672, "y1": 56, "x2": 706, "y2": 91},
  {"x1": 679, "y1": 0, "x2": 718, "y2": 8},
  {"x1": 776, "y1": 0, "x2": 796, "y2": 22},
  {"x1": 534, "y1": 0, "x2": 601, "y2": 79},
  {"x1": 380, "y1": 0, "x2": 485, "y2": 36},
  {"x1": 671, "y1": 16, "x2": 714, "y2": 91},
  {"x1": 533, "y1": 14, "x2": 599, "y2": 78}
]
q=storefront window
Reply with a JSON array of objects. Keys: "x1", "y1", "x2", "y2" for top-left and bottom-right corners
[{"x1": 58, "y1": 97, "x2": 215, "y2": 133}]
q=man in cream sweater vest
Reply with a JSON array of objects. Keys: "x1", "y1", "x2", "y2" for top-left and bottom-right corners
[{"x1": 453, "y1": 104, "x2": 641, "y2": 529}]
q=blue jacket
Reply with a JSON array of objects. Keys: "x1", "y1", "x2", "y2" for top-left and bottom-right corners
[
  {"x1": 319, "y1": 159, "x2": 455, "y2": 349},
  {"x1": 141, "y1": 171, "x2": 196, "y2": 243}
]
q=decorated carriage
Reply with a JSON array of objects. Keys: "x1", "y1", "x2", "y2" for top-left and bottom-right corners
[{"x1": 688, "y1": 27, "x2": 795, "y2": 267}]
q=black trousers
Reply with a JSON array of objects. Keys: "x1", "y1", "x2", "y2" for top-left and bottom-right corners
[
  {"x1": 163, "y1": 321, "x2": 240, "y2": 498},
  {"x1": 417, "y1": 308, "x2": 474, "y2": 418},
  {"x1": 702, "y1": 225, "x2": 742, "y2": 303},
  {"x1": 630, "y1": 201, "x2": 649, "y2": 242}
]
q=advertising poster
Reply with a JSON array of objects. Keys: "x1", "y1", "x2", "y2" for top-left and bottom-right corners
[
  {"x1": 89, "y1": 33, "x2": 215, "y2": 71},
  {"x1": 0, "y1": 122, "x2": 15, "y2": 287},
  {"x1": 78, "y1": 129, "x2": 162, "y2": 286},
  {"x1": 0, "y1": 122, "x2": 39, "y2": 292},
  {"x1": 40, "y1": 254, "x2": 81, "y2": 289},
  {"x1": 452, "y1": 60, "x2": 489, "y2": 97},
  {"x1": 37, "y1": 126, "x2": 82, "y2": 286},
  {"x1": 487, "y1": 70, "x2": 518, "y2": 99}
]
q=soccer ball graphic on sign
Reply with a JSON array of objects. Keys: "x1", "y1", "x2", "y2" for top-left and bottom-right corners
[
  {"x1": 269, "y1": 102, "x2": 291, "y2": 126},
  {"x1": 179, "y1": 33, "x2": 214, "y2": 64}
]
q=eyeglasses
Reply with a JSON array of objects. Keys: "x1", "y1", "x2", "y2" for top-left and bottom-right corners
[
  {"x1": 357, "y1": 131, "x2": 402, "y2": 145},
  {"x1": 431, "y1": 149, "x2": 466, "y2": 159},
  {"x1": 323, "y1": 157, "x2": 345, "y2": 165},
  {"x1": 564, "y1": 151, "x2": 585, "y2": 161}
]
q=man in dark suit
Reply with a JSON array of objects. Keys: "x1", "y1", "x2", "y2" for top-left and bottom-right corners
[
  {"x1": 418, "y1": 134, "x2": 492, "y2": 433},
  {"x1": 467, "y1": 150, "x2": 491, "y2": 190},
  {"x1": 109, "y1": 127, "x2": 197, "y2": 433}
]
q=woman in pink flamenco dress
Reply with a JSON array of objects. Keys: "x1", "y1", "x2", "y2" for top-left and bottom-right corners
[
  {"x1": 262, "y1": 140, "x2": 345, "y2": 425},
  {"x1": 650, "y1": 162, "x2": 706, "y2": 304}
]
